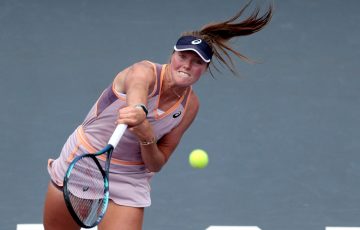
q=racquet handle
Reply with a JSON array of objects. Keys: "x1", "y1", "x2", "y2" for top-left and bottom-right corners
[{"x1": 108, "y1": 124, "x2": 128, "y2": 148}]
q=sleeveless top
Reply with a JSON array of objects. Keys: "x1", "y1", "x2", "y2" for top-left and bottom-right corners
[{"x1": 67, "y1": 61, "x2": 192, "y2": 171}]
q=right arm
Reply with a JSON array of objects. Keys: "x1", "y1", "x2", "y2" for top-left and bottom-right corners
[
  {"x1": 130, "y1": 91, "x2": 200, "y2": 172},
  {"x1": 114, "y1": 60, "x2": 155, "y2": 127}
]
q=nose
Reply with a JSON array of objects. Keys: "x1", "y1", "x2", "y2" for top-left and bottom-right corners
[{"x1": 183, "y1": 59, "x2": 191, "y2": 69}]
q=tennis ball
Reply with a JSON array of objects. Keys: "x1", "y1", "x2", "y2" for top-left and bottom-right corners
[{"x1": 189, "y1": 149, "x2": 209, "y2": 169}]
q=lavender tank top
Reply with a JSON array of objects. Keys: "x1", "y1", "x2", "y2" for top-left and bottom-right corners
[{"x1": 79, "y1": 61, "x2": 192, "y2": 165}]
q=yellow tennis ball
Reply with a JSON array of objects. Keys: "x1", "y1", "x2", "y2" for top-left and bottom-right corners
[{"x1": 189, "y1": 149, "x2": 209, "y2": 169}]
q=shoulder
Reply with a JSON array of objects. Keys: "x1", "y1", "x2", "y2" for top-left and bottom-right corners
[
  {"x1": 117, "y1": 60, "x2": 158, "y2": 81},
  {"x1": 128, "y1": 60, "x2": 157, "y2": 74},
  {"x1": 114, "y1": 60, "x2": 158, "y2": 93}
]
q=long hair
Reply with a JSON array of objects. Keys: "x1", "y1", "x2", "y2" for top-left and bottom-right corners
[{"x1": 182, "y1": 0, "x2": 273, "y2": 76}]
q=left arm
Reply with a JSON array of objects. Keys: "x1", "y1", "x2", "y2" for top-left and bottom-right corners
[{"x1": 129, "y1": 91, "x2": 200, "y2": 172}]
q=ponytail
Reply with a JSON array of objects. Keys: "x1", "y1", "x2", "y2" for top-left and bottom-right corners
[{"x1": 181, "y1": 1, "x2": 273, "y2": 75}]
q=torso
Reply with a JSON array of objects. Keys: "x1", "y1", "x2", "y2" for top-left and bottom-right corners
[{"x1": 80, "y1": 61, "x2": 192, "y2": 165}]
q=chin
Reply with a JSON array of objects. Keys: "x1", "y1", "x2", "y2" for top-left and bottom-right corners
[{"x1": 174, "y1": 78, "x2": 194, "y2": 87}]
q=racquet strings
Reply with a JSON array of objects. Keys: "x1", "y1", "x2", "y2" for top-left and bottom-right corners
[{"x1": 67, "y1": 156, "x2": 106, "y2": 226}]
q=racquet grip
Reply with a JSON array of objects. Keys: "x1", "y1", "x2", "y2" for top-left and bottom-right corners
[{"x1": 108, "y1": 124, "x2": 128, "y2": 148}]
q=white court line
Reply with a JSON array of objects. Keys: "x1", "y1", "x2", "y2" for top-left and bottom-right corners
[
  {"x1": 326, "y1": 228, "x2": 360, "y2": 230},
  {"x1": 17, "y1": 224, "x2": 360, "y2": 230},
  {"x1": 16, "y1": 224, "x2": 97, "y2": 230},
  {"x1": 17, "y1": 224, "x2": 258, "y2": 230},
  {"x1": 206, "y1": 227, "x2": 261, "y2": 230}
]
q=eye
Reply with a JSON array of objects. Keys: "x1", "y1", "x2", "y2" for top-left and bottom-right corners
[
  {"x1": 192, "y1": 57, "x2": 205, "y2": 66},
  {"x1": 194, "y1": 59, "x2": 203, "y2": 65},
  {"x1": 178, "y1": 53, "x2": 186, "y2": 59}
]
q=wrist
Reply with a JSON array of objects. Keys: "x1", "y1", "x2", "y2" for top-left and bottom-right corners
[
  {"x1": 139, "y1": 136, "x2": 157, "y2": 146},
  {"x1": 134, "y1": 104, "x2": 148, "y2": 116}
]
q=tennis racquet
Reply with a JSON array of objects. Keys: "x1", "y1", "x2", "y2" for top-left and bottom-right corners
[{"x1": 63, "y1": 124, "x2": 127, "y2": 228}]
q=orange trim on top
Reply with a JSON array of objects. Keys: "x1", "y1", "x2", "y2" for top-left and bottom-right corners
[
  {"x1": 97, "y1": 154, "x2": 145, "y2": 166},
  {"x1": 145, "y1": 61, "x2": 158, "y2": 98},
  {"x1": 181, "y1": 86, "x2": 192, "y2": 115},
  {"x1": 76, "y1": 127, "x2": 98, "y2": 152},
  {"x1": 155, "y1": 65, "x2": 189, "y2": 120},
  {"x1": 112, "y1": 81, "x2": 126, "y2": 101},
  {"x1": 75, "y1": 126, "x2": 145, "y2": 166},
  {"x1": 66, "y1": 145, "x2": 79, "y2": 162}
]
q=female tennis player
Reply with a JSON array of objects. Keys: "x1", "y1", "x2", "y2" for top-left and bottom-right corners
[{"x1": 43, "y1": 2, "x2": 272, "y2": 229}]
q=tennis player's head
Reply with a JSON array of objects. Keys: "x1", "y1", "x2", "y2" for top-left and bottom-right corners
[
  {"x1": 174, "y1": 35, "x2": 213, "y2": 64},
  {"x1": 172, "y1": 0, "x2": 273, "y2": 76}
]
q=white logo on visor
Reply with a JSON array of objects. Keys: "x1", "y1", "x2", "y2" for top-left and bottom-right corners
[{"x1": 191, "y1": 39, "x2": 202, "y2": 45}]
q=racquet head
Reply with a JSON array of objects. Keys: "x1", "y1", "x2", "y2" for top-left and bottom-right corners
[
  {"x1": 62, "y1": 124, "x2": 127, "y2": 228},
  {"x1": 63, "y1": 146, "x2": 112, "y2": 228}
]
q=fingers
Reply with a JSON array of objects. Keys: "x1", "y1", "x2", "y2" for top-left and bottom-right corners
[
  {"x1": 116, "y1": 106, "x2": 147, "y2": 127},
  {"x1": 116, "y1": 107, "x2": 155, "y2": 143}
]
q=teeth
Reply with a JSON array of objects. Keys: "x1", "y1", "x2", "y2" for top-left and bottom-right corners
[{"x1": 178, "y1": 71, "x2": 190, "y2": 77}]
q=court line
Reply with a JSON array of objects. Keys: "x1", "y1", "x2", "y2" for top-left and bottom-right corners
[
  {"x1": 326, "y1": 228, "x2": 360, "y2": 230},
  {"x1": 17, "y1": 224, "x2": 360, "y2": 230},
  {"x1": 206, "y1": 227, "x2": 261, "y2": 230},
  {"x1": 16, "y1": 224, "x2": 98, "y2": 230}
]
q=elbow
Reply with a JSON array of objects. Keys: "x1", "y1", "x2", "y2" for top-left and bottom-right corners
[
  {"x1": 146, "y1": 159, "x2": 167, "y2": 173},
  {"x1": 143, "y1": 151, "x2": 168, "y2": 172},
  {"x1": 146, "y1": 164, "x2": 163, "y2": 173},
  {"x1": 148, "y1": 168, "x2": 161, "y2": 173}
]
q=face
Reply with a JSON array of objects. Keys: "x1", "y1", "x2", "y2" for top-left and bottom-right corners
[{"x1": 169, "y1": 51, "x2": 208, "y2": 87}]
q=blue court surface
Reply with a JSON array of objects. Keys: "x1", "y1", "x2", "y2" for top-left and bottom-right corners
[{"x1": 1, "y1": 0, "x2": 360, "y2": 230}]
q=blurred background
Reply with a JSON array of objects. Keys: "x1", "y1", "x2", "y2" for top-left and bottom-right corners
[{"x1": 1, "y1": 0, "x2": 359, "y2": 229}]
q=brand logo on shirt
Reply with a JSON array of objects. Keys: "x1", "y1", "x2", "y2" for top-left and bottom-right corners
[{"x1": 173, "y1": 111, "x2": 182, "y2": 118}]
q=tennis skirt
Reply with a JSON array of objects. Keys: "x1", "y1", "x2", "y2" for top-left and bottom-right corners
[{"x1": 47, "y1": 126, "x2": 154, "y2": 208}]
